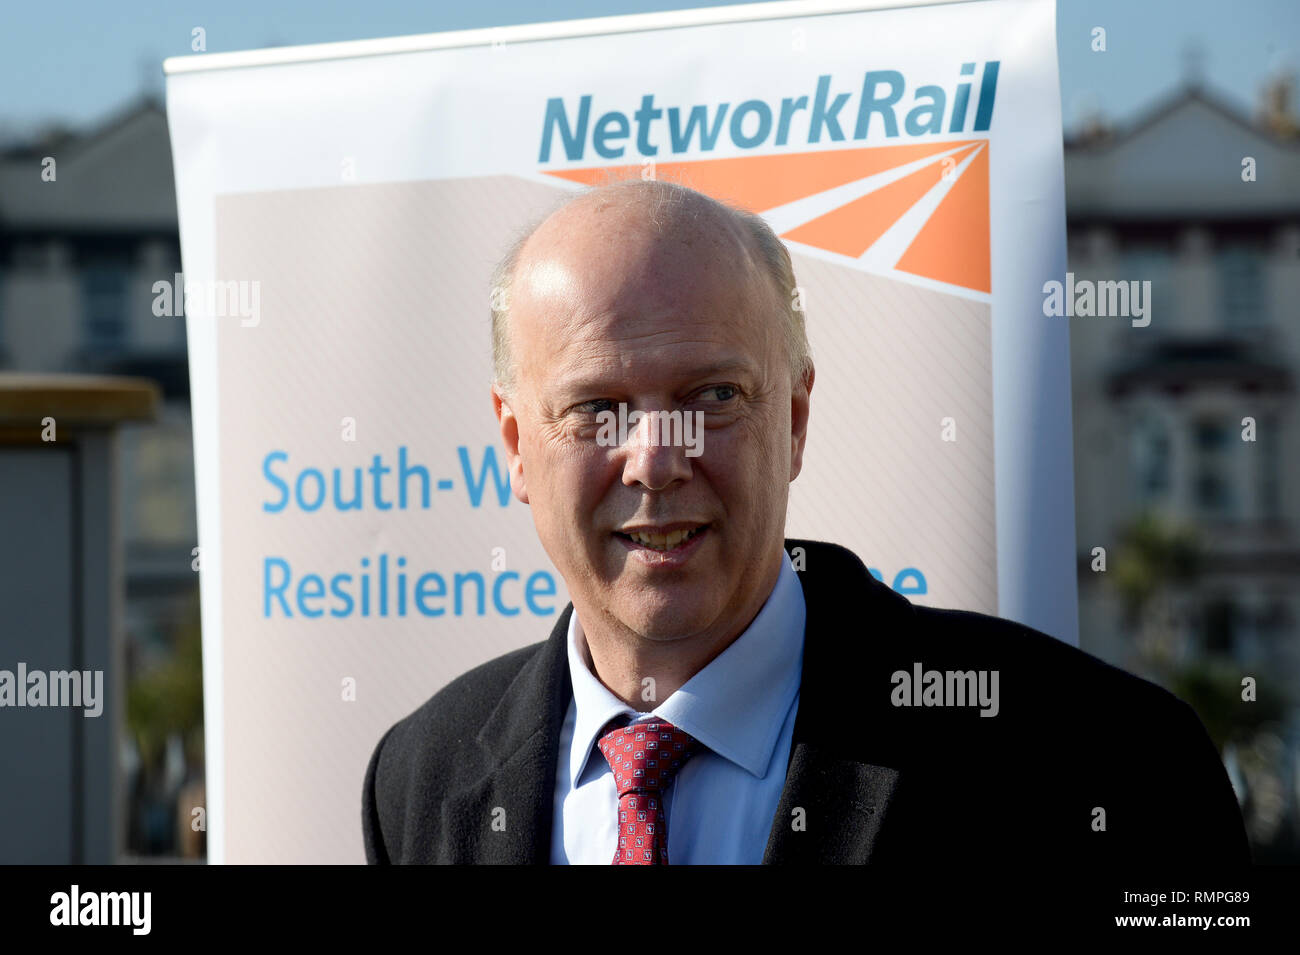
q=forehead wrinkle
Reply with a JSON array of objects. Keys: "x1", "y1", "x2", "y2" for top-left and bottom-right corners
[
  {"x1": 528, "y1": 289, "x2": 780, "y2": 400},
  {"x1": 562, "y1": 314, "x2": 758, "y2": 369},
  {"x1": 546, "y1": 344, "x2": 763, "y2": 405}
]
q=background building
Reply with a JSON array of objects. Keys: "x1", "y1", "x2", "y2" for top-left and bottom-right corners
[
  {"x1": 1068, "y1": 71, "x2": 1300, "y2": 860},
  {"x1": 1, "y1": 67, "x2": 1296, "y2": 860}
]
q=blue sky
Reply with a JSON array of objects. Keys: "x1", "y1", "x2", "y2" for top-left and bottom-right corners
[{"x1": 0, "y1": 0, "x2": 1295, "y2": 140}]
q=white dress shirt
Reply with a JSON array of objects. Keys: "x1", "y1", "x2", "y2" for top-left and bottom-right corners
[{"x1": 549, "y1": 549, "x2": 805, "y2": 864}]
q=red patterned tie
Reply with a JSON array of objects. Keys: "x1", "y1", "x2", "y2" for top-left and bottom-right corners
[{"x1": 597, "y1": 718, "x2": 702, "y2": 865}]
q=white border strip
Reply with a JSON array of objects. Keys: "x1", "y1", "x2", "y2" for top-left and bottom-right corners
[{"x1": 163, "y1": 0, "x2": 981, "y2": 74}]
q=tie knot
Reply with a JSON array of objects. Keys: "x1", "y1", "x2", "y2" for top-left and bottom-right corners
[{"x1": 597, "y1": 718, "x2": 701, "y2": 797}]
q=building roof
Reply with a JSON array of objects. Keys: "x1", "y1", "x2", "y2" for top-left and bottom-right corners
[
  {"x1": 0, "y1": 98, "x2": 178, "y2": 233},
  {"x1": 1065, "y1": 84, "x2": 1300, "y2": 221}
]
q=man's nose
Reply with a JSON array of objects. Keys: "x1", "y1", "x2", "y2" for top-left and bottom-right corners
[{"x1": 620, "y1": 412, "x2": 693, "y2": 491}]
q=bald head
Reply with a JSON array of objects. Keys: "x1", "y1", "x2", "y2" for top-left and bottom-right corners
[{"x1": 490, "y1": 179, "x2": 811, "y2": 398}]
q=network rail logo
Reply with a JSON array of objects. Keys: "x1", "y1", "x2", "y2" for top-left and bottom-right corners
[{"x1": 537, "y1": 62, "x2": 999, "y2": 293}]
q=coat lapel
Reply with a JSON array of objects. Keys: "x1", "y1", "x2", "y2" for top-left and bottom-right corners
[
  {"x1": 440, "y1": 605, "x2": 573, "y2": 864},
  {"x1": 762, "y1": 539, "x2": 911, "y2": 863},
  {"x1": 760, "y1": 744, "x2": 901, "y2": 864}
]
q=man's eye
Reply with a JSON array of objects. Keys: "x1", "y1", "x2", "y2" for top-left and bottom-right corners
[
  {"x1": 694, "y1": 385, "x2": 738, "y2": 403},
  {"x1": 573, "y1": 399, "x2": 615, "y2": 415}
]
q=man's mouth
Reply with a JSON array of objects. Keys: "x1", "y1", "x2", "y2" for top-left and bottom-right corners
[{"x1": 613, "y1": 524, "x2": 709, "y2": 552}]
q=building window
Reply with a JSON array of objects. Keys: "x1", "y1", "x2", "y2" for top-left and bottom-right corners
[
  {"x1": 1132, "y1": 415, "x2": 1170, "y2": 501},
  {"x1": 1193, "y1": 417, "x2": 1236, "y2": 517},
  {"x1": 82, "y1": 263, "x2": 129, "y2": 352},
  {"x1": 1203, "y1": 598, "x2": 1236, "y2": 656},
  {"x1": 1122, "y1": 241, "x2": 1174, "y2": 327},
  {"x1": 1259, "y1": 412, "x2": 1280, "y2": 520},
  {"x1": 1218, "y1": 240, "x2": 1268, "y2": 330}
]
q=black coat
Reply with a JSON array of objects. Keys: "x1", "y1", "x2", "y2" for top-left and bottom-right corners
[{"x1": 362, "y1": 538, "x2": 1251, "y2": 864}]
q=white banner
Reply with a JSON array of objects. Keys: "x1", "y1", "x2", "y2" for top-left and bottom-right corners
[{"x1": 165, "y1": 0, "x2": 1074, "y2": 863}]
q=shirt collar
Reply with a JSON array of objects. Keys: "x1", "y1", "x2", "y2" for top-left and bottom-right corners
[{"x1": 566, "y1": 548, "x2": 805, "y2": 787}]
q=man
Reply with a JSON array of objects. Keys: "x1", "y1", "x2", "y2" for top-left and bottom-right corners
[{"x1": 362, "y1": 178, "x2": 1250, "y2": 865}]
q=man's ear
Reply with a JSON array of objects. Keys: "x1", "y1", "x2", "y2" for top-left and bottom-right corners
[
  {"x1": 789, "y1": 364, "x2": 814, "y2": 483},
  {"x1": 491, "y1": 383, "x2": 530, "y2": 505}
]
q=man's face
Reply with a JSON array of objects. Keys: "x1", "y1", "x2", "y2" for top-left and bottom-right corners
[{"x1": 493, "y1": 193, "x2": 812, "y2": 646}]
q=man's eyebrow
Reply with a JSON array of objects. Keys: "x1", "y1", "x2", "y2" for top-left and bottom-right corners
[{"x1": 551, "y1": 359, "x2": 758, "y2": 396}]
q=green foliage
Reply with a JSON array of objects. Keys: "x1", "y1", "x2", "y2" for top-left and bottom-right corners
[
  {"x1": 1111, "y1": 511, "x2": 1201, "y2": 624},
  {"x1": 126, "y1": 592, "x2": 204, "y2": 771},
  {"x1": 1160, "y1": 659, "x2": 1284, "y2": 751},
  {"x1": 1108, "y1": 511, "x2": 1290, "y2": 754}
]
